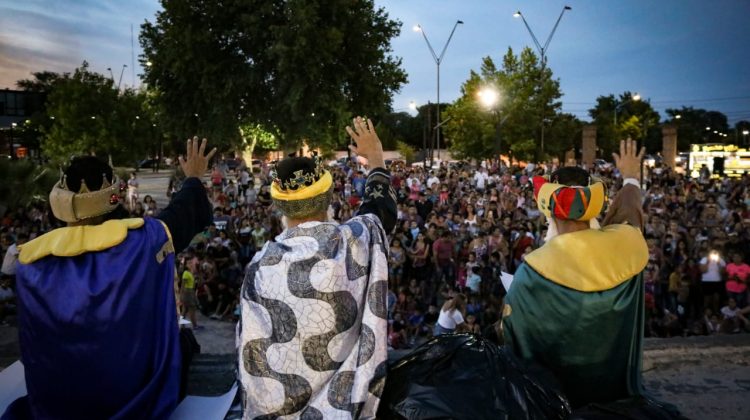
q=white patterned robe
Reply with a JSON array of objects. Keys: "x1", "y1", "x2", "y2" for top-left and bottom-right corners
[{"x1": 239, "y1": 214, "x2": 389, "y2": 419}]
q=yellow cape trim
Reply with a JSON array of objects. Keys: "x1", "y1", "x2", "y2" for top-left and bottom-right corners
[
  {"x1": 536, "y1": 181, "x2": 605, "y2": 221},
  {"x1": 19, "y1": 218, "x2": 145, "y2": 264},
  {"x1": 524, "y1": 224, "x2": 648, "y2": 292},
  {"x1": 271, "y1": 170, "x2": 333, "y2": 201}
]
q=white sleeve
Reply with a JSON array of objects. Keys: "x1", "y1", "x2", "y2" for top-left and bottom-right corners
[{"x1": 452, "y1": 310, "x2": 464, "y2": 325}]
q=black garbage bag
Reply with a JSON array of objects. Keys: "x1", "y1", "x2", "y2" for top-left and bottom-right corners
[{"x1": 377, "y1": 334, "x2": 571, "y2": 420}]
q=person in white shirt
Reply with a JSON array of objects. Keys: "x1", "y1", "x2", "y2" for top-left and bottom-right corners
[
  {"x1": 700, "y1": 250, "x2": 726, "y2": 313},
  {"x1": 427, "y1": 171, "x2": 440, "y2": 189},
  {"x1": 473, "y1": 167, "x2": 489, "y2": 192},
  {"x1": 1, "y1": 233, "x2": 27, "y2": 280},
  {"x1": 719, "y1": 298, "x2": 749, "y2": 333},
  {"x1": 434, "y1": 294, "x2": 466, "y2": 335},
  {"x1": 239, "y1": 168, "x2": 251, "y2": 197}
]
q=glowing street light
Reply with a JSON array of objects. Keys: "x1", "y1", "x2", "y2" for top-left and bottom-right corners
[
  {"x1": 409, "y1": 101, "x2": 417, "y2": 111},
  {"x1": 675, "y1": 114, "x2": 682, "y2": 119},
  {"x1": 477, "y1": 87, "x2": 499, "y2": 108}
]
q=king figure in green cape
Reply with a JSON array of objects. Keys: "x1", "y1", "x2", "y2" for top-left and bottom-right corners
[{"x1": 504, "y1": 139, "x2": 651, "y2": 409}]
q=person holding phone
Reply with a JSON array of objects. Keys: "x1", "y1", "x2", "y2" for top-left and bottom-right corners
[{"x1": 700, "y1": 249, "x2": 727, "y2": 313}]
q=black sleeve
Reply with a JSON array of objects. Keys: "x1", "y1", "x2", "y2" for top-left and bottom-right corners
[
  {"x1": 157, "y1": 177, "x2": 213, "y2": 253},
  {"x1": 355, "y1": 167, "x2": 397, "y2": 234}
]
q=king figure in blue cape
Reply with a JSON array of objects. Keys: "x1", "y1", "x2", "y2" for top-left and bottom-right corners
[{"x1": 3, "y1": 138, "x2": 217, "y2": 419}]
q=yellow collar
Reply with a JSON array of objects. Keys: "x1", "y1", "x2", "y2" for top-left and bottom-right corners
[
  {"x1": 19, "y1": 218, "x2": 145, "y2": 264},
  {"x1": 524, "y1": 224, "x2": 648, "y2": 292}
]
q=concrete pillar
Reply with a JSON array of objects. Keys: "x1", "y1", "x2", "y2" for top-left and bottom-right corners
[
  {"x1": 581, "y1": 125, "x2": 597, "y2": 168},
  {"x1": 662, "y1": 125, "x2": 677, "y2": 169}
]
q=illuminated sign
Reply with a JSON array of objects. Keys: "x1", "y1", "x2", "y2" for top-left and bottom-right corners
[{"x1": 691, "y1": 144, "x2": 742, "y2": 153}]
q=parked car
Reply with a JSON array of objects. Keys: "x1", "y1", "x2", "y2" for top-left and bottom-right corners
[
  {"x1": 223, "y1": 158, "x2": 244, "y2": 171},
  {"x1": 137, "y1": 158, "x2": 165, "y2": 170}
]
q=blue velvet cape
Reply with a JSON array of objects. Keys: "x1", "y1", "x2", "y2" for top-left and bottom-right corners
[{"x1": 4, "y1": 218, "x2": 179, "y2": 419}]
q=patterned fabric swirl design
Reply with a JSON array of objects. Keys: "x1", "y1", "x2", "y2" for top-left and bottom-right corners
[{"x1": 239, "y1": 214, "x2": 389, "y2": 419}]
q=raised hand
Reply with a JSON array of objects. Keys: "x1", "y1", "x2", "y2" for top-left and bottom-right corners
[
  {"x1": 612, "y1": 138, "x2": 645, "y2": 180},
  {"x1": 345, "y1": 117, "x2": 386, "y2": 170},
  {"x1": 179, "y1": 136, "x2": 217, "y2": 178}
]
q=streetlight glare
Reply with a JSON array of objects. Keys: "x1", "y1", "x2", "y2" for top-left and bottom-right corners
[
  {"x1": 705, "y1": 127, "x2": 710, "y2": 130},
  {"x1": 513, "y1": 11, "x2": 522, "y2": 18},
  {"x1": 743, "y1": 130, "x2": 749, "y2": 135},
  {"x1": 477, "y1": 87, "x2": 500, "y2": 108},
  {"x1": 675, "y1": 114, "x2": 681, "y2": 119},
  {"x1": 409, "y1": 101, "x2": 417, "y2": 110},
  {"x1": 11, "y1": 123, "x2": 17, "y2": 128},
  {"x1": 145, "y1": 61, "x2": 153, "y2": 67},
  {"x1": 632, "y1": 94, "x2": 641, "y2": 101},
  {"x1": 413, "y1": 24, "x2": 421, "y2": 32}
]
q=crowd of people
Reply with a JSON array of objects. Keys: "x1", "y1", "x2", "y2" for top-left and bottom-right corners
[{"x1": 1, "y1": 155, "x2": 749, "y2": 346}]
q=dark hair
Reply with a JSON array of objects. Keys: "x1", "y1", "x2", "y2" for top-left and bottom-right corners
[
  {"x1": 550, "y1": 167, "x2": 590, "y2": 187},
  {"x1": 65, "y1": 156, "x2": 114, "y2": 192}
]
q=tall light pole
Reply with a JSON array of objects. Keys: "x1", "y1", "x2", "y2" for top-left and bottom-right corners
[
  {"x1": 613, "y1": 93, "x2": 641, "y2": 128},
  {"x1": 513, "y1": 6, "x2": 571, "y2": 160},
  {"x1": 743, "y1": 129, "x2": 749, "y2": 146},
  {"x1": 414, "y1": 20, "x2": 463, "y2": 165},
  {"x1": 117, "y1": 64, "x2": 128, "y2": 90}
]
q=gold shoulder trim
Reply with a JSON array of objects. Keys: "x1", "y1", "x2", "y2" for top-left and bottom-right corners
[
  {"x1": 19, "y1": 218, "x2": 145, "y2": 264},
  {"x1": 524, "y1": 224, "x2": 648, "y2": 292}
]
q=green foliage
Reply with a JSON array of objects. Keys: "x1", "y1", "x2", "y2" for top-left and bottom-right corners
[
  {"x1": 588, "y1": 92, "x2": 661, "y2": 155},
  {"x1": 38, "y1": 63, "x2": 154, "y2": 166},
  {"x1": 140, "y1": 0, "x2": 407, "y2": 152},
  {"x1": 0, "y1": 159, "x2": 58, "y2": 211},
  {"x1": 395, "y1": 140, "x2": 415, "y2": 163},
  {"x1": 239, "y1": 123, "x2": 279, "y2": 157},
  {"x1": 665, "y1": 107, "x2": 730, "y2": 150},
  {"x1": 444, "y1": 47, "x2": 567, "y2": 162}
]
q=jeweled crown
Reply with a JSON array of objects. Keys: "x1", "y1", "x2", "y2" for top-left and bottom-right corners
[{"x1": 270, "y1": 156, "x2": 325, "y2": 192}]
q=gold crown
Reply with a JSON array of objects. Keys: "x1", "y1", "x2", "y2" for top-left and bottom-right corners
[
  {"x1": 50, "y1": 170, "x2": 121, "y2": 223},
  {"x1": 270, "y1": 156, "x2": 325, "y2": 192}
]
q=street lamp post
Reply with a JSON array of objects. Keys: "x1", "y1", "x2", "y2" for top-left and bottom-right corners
[
  {"x1": 514, "y1": 6, "x2": 571, "y2": 159},
  {"x1": 414, "y1": 20, "x2": 463, "y2": 166},
  {"x1": 743, "y1": 130, "x2": 749, "y2": 146},
  {"x1": 477, "y1": 87, "x2": 508, "y2": 166},
  {"x1": 613, "y1": 93, "x2": 641, "y2": 128}
]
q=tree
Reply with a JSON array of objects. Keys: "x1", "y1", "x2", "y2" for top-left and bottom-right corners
[
  {"x1": 665, "y1": 107, "x2": 730, "y2": 150},
  {"x1": 140, "y1": 0, "x2": 407, "y2": 152},
  {"x1": 40, "y1": 62, "x2": 153, "y2": 165},
  {"x1": 0, "y1": 159, "x2": 58, "y2": 214},
  {"x1": 589, "y1": 92, "x2": 661, "y2": 156},
  {"x1": 16, "y1": 71, "x2": 65, "y2": 93},
  {"x1": 444, "y1": 47, "x2": 564, "y2": 162}
]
